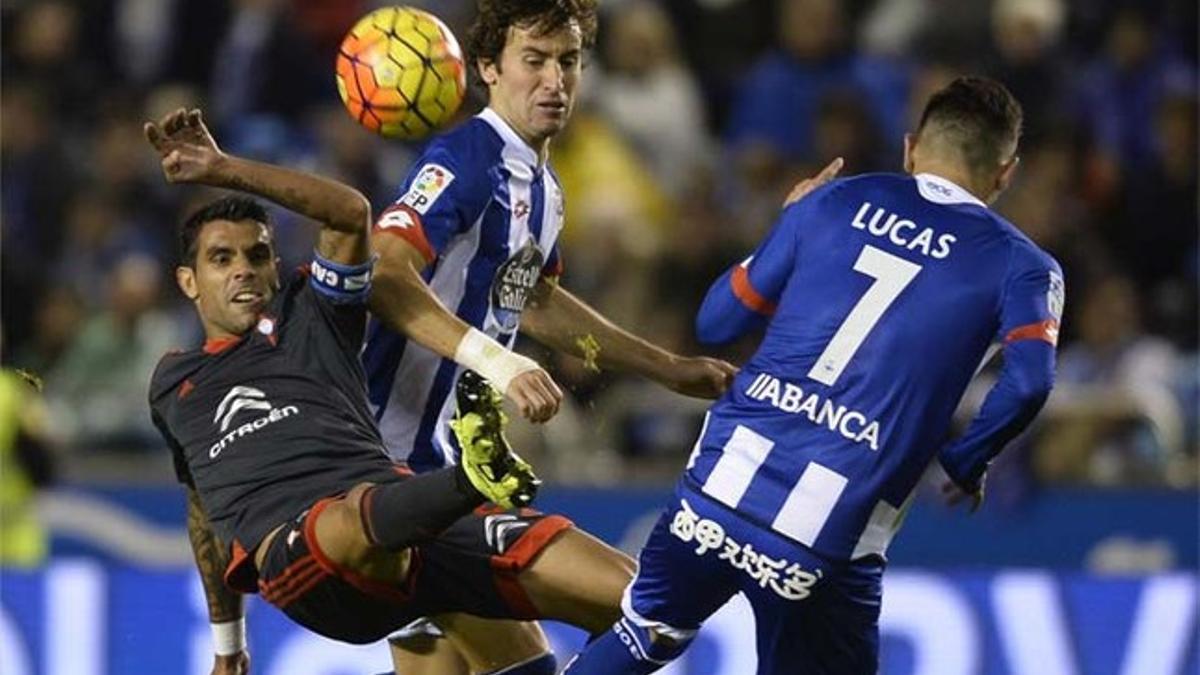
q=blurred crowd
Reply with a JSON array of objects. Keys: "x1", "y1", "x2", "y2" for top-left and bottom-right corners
[{"x1": 1, "y1": 0, "x2": 1196, "y2": 493}]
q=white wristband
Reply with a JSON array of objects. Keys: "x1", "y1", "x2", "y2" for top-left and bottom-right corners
[
  {"x1": 454, "y1": 327, "x2": 539, "y2": 394},
  {"x1": 211, "y1": 618, "x2": 246, "y2": 656}
]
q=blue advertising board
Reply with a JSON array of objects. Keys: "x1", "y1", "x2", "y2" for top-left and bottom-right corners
[
  {"x1": 50, "y1": 485, "x2": 1200, "y2": 570},
  {"x1": 6, "y1": 485, "x2": 1196, "y2": 674},
  {"x1": 2, "y1": 563, "x2": 1196, "y2": 674}
]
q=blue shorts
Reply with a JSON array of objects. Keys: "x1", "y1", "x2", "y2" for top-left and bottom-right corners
[{"x1": 625, "y1": 481, "x2": 884, "y2": 675}]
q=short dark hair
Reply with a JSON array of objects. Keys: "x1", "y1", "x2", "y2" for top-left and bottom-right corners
[
  {"x1": 466, "y1": 0, "x2": 598, "y2": 72},
  {"x1": 917, "y1": 76, "x2": 1023, "y2": 170},
  {"x1": 179, "y1": 196, "x2": 272, "y2": 266}
]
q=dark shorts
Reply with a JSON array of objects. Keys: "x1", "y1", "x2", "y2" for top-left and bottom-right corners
[{"x1": 255, "y1": 494, "x2": 573, "y2": 645}]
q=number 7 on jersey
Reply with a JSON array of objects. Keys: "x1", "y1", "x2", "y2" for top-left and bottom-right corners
[{"x1": 808, "y1": 245, "x2": 922, "y2": 386}]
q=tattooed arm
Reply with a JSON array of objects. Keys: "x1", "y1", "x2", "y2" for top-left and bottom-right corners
[
  {"x1": 144, "y1": 108, "x2": 371, "y2": 267},
  {"x1": 186, "y1": 486, "x2": 250, "y2": 675},
  {"x1": 186, "y1": 486, "x2": 241, "y2": 621}
]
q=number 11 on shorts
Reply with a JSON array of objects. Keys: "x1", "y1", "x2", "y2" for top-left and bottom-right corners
[{"x1": 808, "y1": 245, "x2": 922, "y2": 386}]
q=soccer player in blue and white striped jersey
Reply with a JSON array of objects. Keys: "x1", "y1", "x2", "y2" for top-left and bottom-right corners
[
  {"x1": 361, "y1": 2, "x2": 735, "y2": 674},
  {"x1": 566, "y1": 77, "x2": 1062, "y2": 674},
  {"x1": 365, "y1": 2, "x2": 734, "y2": 474}
]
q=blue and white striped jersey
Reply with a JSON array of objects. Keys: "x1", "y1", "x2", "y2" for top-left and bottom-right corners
[
  {"x1": 363, "y1": 108, "x2": 565, "y2": 471},
  {"x1": 687, "y1": 172, "x2": 1062, "y2": 563}
]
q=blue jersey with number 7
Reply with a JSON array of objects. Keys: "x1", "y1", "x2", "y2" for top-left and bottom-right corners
[{"x1": 689, "y1": 172, "x2": 1063, "y2": 562}]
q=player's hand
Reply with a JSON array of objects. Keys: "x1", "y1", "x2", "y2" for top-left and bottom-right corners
[
  {"x1": 663, "y1": 356, "x2": 738, "y2": 399},
  {"x1": 782, "y1": 157, "x2": 844, "y2": 208},
  {"x1": 941, "y1": 478, "x2": 985, "y2": 514},
  {"x1": 505, "y1": 368, "x2": 563, "y2": 424},
  {"x1": 211, "y1": 651, "x2": 249, "y2": 675},
  {"x1": 144, "y1": 108, "x2": 227, "y2": 185}
]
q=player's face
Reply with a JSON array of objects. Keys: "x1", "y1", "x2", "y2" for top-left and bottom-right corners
[
  {"x1": 482, "y1": 21, "x2": 583, "y2": 148},
  {"x1": 177, "y1": 219, "x2": 279, "y2": 339}
]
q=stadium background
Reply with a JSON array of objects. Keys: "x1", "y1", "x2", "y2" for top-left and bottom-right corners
[{"x1": 1, "y1": 0, "x2": 1196, "y2": 673}]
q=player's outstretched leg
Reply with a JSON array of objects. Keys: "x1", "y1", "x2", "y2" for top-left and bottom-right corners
[
  {"x1": 451, "y1": 370, "x2": 541, "y2": 509},
  {"x1": 511, "y1": 526, "x2": 636, "y2": 634}
]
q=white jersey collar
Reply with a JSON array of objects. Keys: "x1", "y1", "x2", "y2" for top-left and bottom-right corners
[
  {"x1": 915, "y1": 173, "x2": 986, "y2": 208},
  {"x1": 478, "y1": 108, "x2": 540, "y2": 168}
]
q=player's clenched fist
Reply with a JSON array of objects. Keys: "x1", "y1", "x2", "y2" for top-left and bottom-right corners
[
  {"x1": 506, "y1": 368, "x2": 564, "y2": 424},
  {"x1": 144, "y1": 107, "x2": 226, "y2": 184},
  {"x1": 662, "y1": 356, "x2": 738, "y2": 399},
  {"x1": 454, "y1": 328, "x2": 564, "y2": 424},
  {"x1": 941, "y1": 477, "x2": 985, "y2": 514}
]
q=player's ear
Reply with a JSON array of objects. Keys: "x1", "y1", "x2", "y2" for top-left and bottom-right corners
[
  {"x1": 995, "y1": 155, "x2": 1020, "y2": 195},
  {"x1": 478, "y1": 58, "x2": 499, "y2": 86},
  {"x1": 176, "y1": 266, "x2": 199, "y2": 301},
  {"x1": 902, "y1": 133, "x2": 917, "y2": 174}
]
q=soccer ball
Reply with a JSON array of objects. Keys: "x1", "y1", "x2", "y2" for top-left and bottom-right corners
[{"x1": 336, "y1": 6, "x2": 466, "y2": 140}]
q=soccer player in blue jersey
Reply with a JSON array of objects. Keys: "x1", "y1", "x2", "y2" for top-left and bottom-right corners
[
  {"x1": 564, "y1": 76, "x2": 1063, "y2": 674},
  {"x1": 362, "y1": 1, "x2": 736, "y2": 674}
]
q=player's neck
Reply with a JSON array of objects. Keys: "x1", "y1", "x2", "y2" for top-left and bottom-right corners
[
  {"x1": 201, "y1": 318, "x2": 247, "y2": 349},
  {"x1": 487, "y1": 106, "x2": 551, "y2": 165},
  {"x1": 511, "y1": 127, "x2": 552, "y2": 165}
]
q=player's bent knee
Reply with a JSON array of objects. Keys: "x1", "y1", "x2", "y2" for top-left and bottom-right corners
[{"x1": 311, "y1": 484, "x2": 383, "y2": 568}]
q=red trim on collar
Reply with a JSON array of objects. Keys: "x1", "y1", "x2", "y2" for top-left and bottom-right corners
[{"x1": 203, "y1": 336, "x2": 242, "y2": 354}]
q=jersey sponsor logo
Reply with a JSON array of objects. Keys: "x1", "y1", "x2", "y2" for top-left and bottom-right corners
[
  {"x1": 744, "y1": 373, "x2": 882, "y2": 450},
  {"x1": 215, "y1": 386, "x2": 271, "y2": 432},
  {"x1": 399, "y1": 163, "x2": 454, "y2": 214},
  {"x1": 209, "y1": 386, "x2": 300, "y2": 459},
  {"x1": 851, "y1": 202, "x2": 956, "y2": 259},
  {"x1": 669, "y1": 498, "x2": 823, "y2": 601},
  {"x1": 926, "y1": 180, "x2": 953, "y2": 198},
  {"x1": 490, "y1": 240, "x2": 544, "y2": 332},
  {"x1": 1047, "y1": 270, "x2": 1065, "y2": 320}
]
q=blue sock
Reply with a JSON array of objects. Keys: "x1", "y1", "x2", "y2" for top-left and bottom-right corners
[
  {"x1": 483, "y1": 651, "x2": 557, "y2": 674},
  {"x1": 563, "y1": 618, "x2": 690, "y2": 674}
]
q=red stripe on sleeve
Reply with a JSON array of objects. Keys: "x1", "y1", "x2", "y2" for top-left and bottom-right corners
[
  {"x1": 732, "y1": 265, "x2": 777, "y2": 316},
  {"x1": 374, "y1": 204, "x2": 436, "y2": 264},
  {"x1": 1004, "y1": 319, "x2": 1060, "y2": 346}
]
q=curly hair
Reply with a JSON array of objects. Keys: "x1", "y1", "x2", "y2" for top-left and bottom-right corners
[{"x1": 466, "y1": 0, "x2": 598, "y2": 70}]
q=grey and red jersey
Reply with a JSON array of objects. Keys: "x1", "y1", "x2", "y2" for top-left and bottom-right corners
[{"x1": 149, "y1": 268, "x2": 401, "y2": 567}]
